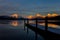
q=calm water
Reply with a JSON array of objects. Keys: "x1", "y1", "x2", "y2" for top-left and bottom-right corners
[{"x1": 0, "y1": 20, "x2": 44, "y2": 40}]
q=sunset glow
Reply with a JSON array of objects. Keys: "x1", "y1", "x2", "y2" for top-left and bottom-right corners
[
  {"x1": 47, "y1": 14, "x2": 51, "y2": 17},
  {"x1": 47, "y1": 13, "x2": 58, "y2": 17},
  {"x1": 0, "y1": 0, "x2": 60, "y2": 39},
  {"x1": 10, "y1": 14, "x2": 18, "y2": 18},
  {"x1": 27, "y1": 15, "x2": 33, "y2": 19},
  {"x1": 26, "y1": 13, "x2": 59, "y2": 19},
  {"x1": 52, "y1": 14, "x2": 58, "y2": 17},
  {"x1": 35, "y1": 13, "x2": 41, "y2": 17}
]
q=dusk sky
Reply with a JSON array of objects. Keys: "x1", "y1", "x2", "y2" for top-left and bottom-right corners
[{"x1": 0, "y1": 0, "x2": 60, "y2": 15}]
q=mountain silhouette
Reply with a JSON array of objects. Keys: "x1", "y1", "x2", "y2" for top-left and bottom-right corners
[{"x1": 0, "y1": 16, "x2": 24, "y2": 20}]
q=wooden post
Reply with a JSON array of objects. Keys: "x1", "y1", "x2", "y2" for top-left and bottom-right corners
[
  {"x1": 36, "y1": 18, "x2": 37, "y2": 28},
  {"x1": 24, "y1": 19, "x2": 25, "y2": 31},
  {"x1": 35, "y1": 18, "x2": 38, "y2": 40},
  {"x1": 45, "y1": 16, "x2": 48, "y2": 40},
  {"x1": 45, "y1": 16, "x2": 48, "y2": 32},
  {"x1": 27, "y1": 19, "x2": 29, "y2": 24},
  {"x1": 27, "y1": 19, "x2": 29, "y2": 34}
]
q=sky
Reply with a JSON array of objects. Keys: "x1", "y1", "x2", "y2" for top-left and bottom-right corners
[{"x1": 0, "y1": 0, "x2": 60, "y2": 15}]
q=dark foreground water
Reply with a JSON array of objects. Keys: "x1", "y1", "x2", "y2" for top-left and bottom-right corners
[{"x1": 0, "y1": 20, "x2": 44, "y2": 40}]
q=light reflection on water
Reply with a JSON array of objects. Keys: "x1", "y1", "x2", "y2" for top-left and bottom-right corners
[
  {"x1": 38, "y1": 23, "x2": 60, "y2": 28},
  {"x1": 28, "y1": 20, "x2": 60, "y2": 29},
  {"x1": 0, "y1": 20, "x2": 60, "y2": 40},
  {"x1": 0, "y1": 20, "x2": 44, "y2": 40},
  {"x1": 28, "y1": 20, "x2": 60, "y2": 35},
  {"x1": 10, "y1": 21, "x2": 19, "y2": 27}
]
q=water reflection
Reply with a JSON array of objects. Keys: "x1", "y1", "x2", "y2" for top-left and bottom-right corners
[
  {"x1": 0, "y1": 20, "x2": 44, "y2": 40},
  {"x1": 10, "y1": 21, "x2": 19, "y2": 27},
  {"x1": 38, "y1": 23, "x2": 60, "y2": 28},
  {"x1": 27, "y1": 20, "x2": 60, "y2": 28}
]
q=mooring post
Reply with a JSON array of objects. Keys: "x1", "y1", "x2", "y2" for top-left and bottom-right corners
[
  {"x1": 26, "y1": 19, "x2": 29, "y2": 34},
  {"x1": 45, "y1": 17, "x2": 48, "y2": 32},
  {"x1": 27, "y1": 19, "x2": 29, "y2": 24},
  {"x1": 36, "y1": 18, "x2": 38, "y2": 28},
  {"x1": 35, "y1": 18, "x2": 38, "y2": 40},
  {"x1": 45, "y1": 16, "x2": 48, "y2": 39},
  {"x1": 24, "y1": 19, "x2": 25, "y2": 31}
]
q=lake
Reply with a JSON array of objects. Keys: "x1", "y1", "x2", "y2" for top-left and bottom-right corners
[
  {"x1": 0, "y1": 20, "x2": 60, "y2": 40},
  {"x1": 0, "y1": 20, "x2": 44, "y2": 40}
]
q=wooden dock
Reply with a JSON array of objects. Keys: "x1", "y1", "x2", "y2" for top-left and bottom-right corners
[
  {"x1": 24, "y1": 17, "x2": 60, "y2": 40},
  {"x1": 25, "y1": 23, "x2": 60, "y2": 40}
]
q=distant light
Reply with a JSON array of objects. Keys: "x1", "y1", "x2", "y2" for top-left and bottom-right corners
[
  {"x1": 27, "y1": 15, "x2": 33, "y2": 19},
  {"x1": 47, "y1": 14, "x2": 51, "y2": 17},
  {"x1": 35, "y1": 13, "x2": 41, "y2": 17},
  {"x1": 10, "y1": 14, "x2": 18, "y2": 18},
  {"x1": 52, "y1": 14, "x2": 58, "y2": 17}
]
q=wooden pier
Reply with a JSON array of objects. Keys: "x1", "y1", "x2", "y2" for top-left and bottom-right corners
[{"x1": 24, "y1": 17, "x2": 60, "y2": 40}]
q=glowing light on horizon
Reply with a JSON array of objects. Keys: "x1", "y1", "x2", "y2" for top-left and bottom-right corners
[
  {"x1": 52, "y1": 14, "x2": 58, "y2": 17},
  {"x1": 9, "y1": 13, "x2": 59, "y2": 19},
  {"x1": 35, "y1": 13, "x2": 41, "y2": 17},
  {"x1": 10, "y1": 14, "x2": 18, "y2": 18},
  {"x1": 47, "y1": 13, "x2": 58, "y2": 17},
  {"x1": 27, "y1": 15, "x2": 33, "y2": 19},
  {"x1": 47, "y1": 13, "x2": 51, "y2": 17},
  {"x1": 26, "y1": 13, "x2": 59, "y2": 19}
]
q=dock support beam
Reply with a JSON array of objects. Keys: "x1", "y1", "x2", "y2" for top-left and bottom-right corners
[
  {"x1": 24, "y1": 19, "x2": 25, "y2": 31},
  {"x1": 45, "y1": 17, "x2": 48, "y2": 32},
  {"x1": 45, "y1": 16, "x2": 48, "y2": 39},
  {"x1": 26, "y1": 19, "x2": 29, "y2": 34},
  {"x1": 36, "y1": 18, "x2": 38, "y2": 28},
  {"x1": 35, "y1": 18, "x2": 38, "y2": 40}
]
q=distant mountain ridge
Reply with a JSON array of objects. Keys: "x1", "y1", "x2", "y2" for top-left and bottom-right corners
[
  {"x1": 47, "y1": 15, "x2": 60, "y2": 20},
  {"x1": 0, "y1": 15, "x2": 60, "y2": 20},
  {"x1": 26, "y1": 15, "x2": 60, "y2": 20},
  {"x1": 0, "y1": 15, "x2": 24, "y2": 20}
]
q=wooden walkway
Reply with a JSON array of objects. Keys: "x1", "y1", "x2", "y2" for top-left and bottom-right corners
[
  {"x1": 25, "y1": 23, "x2": 60, "y2": 40},
  {"x1": 24, "y1": 17, "x2": 60, "y2": 40}
]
